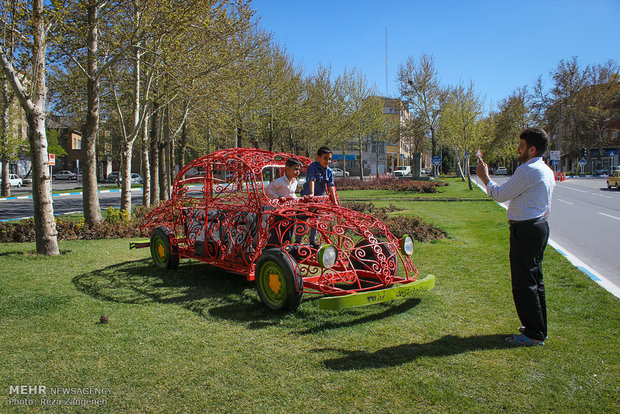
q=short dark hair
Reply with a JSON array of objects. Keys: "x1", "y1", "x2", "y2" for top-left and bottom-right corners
[
  {"x1": 285, "y1": 158, "x2": 302, "y2": 168},
  {"x1": 520, "y1": 127, "x2": 549, "y2": 156},
  {"x1": 317, "y1": 146, "x2": 332, "y2": 156}
]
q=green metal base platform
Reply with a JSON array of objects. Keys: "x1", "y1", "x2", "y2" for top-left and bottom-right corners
[{"x1": 318, "y1": 274, "x2": 436, "y2": 310}]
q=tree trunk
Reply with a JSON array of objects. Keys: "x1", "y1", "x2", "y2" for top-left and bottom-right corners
[
  {"x1": 358, "y1": 135, "x2": 364, "y2": 181},
  {"x1": 142, "y1": 119, "x2": 150, "y2": 208},
  {"x1": 0, "y1": 0, "x2": 59, "y2": 254},
  {"x1": 1, "y1": 80, "x2": 12, "y2": 197},
  {"x1": 158, "y1": 142, "x2": 167, "y2": 201},
  {"x1": 1, "y1": 156, "x2": 9, "y2": 197},
  {"x1": 431, "y1": 126, "x2": 437, "y2": 176},
  {"x1": 160, "y1": 106, "x2": 170, "y2": 201},
  {"x1": 149, "y1": 103, "x2": 159, "y2": 206},
  {"x1": 120, "y1": 142, "x2": 133, "y2": 214},
  {"x1": 179, "y1": 122, "x2": 187, "y2": 172},
  {"x1": 30, "y1": 0, "x2": 58, "y2": 255},
  {"x1": 82, "y1": 1, "x2": 103, "y2": 226}
]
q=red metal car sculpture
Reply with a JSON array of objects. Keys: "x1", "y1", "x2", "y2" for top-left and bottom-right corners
[{"x1": 135, "y1": 148, "x2": 435, "y2": 311}]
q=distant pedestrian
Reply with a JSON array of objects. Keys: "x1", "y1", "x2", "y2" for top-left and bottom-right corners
[{"x1": 477, "y1": 127, "x2": 555, "y2": 346}]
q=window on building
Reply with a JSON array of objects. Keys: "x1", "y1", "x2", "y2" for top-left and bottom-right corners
[
  {"x1": 371, "y1": 141, "x2": 385, "y2": 154},
  {"x1": 71, "y1": 132, "x2": 82, "y2": 150}
]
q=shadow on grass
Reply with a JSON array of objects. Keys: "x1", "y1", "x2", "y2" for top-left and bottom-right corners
[
  {"x1": 319, "y1": 334, "x2": 508, "y2": 370},
  {"x1": 73, "y1": 259, "x2": 420, "y2": 332}
]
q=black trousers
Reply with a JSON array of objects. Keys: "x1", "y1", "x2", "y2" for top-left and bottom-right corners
[{"x1": 509, "y1": 220, "x2": 549, "y2": 341}]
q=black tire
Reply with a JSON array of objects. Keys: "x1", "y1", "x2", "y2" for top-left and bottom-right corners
[
  {"x1": 255, "y1": 248, "x2": 303, "y2": 311},
  {"x1": 150, "y1": 227, "x2": 179, "y2": 269}
]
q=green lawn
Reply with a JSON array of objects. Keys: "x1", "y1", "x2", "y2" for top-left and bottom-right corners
[
  {"x1": 338, "y1": 176, "x2": 489, "y2": 201},
  {"x1": 1, "y1": 179, "x2": 618, "y2": 413}
]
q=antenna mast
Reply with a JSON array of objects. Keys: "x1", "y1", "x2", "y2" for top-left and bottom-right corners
[{"x1": 385, "y1": 26, "x2": 388, "y2": 96}]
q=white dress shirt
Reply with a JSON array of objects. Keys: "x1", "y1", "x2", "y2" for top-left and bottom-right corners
[
  {"x1": 264, "y1": 175, "x2": 298, "y2": 200},
  {"x1": 486, "y1": 157, "x2": 555, "y2": 221}
]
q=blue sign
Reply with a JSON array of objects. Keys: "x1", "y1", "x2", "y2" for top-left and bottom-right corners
[
  {"x1": 332, "y1": 154, "x2": 356, "y2": 161},
  {"x1": 432, "y1": 156, "x2": 442, "y2": 166},
  {"x1": 579, "y1": 158, "x2": 587, "y2": 166},
  {"x1": 552, "y1": 160, "x2": 558, "y2": 165},
  {"x1": 609, "y1": 150, "x2": 617, "y2": 157}
]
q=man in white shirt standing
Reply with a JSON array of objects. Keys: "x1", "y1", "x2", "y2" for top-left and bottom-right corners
[{"x1": 477, "y1": 127, "x2": 555, "y2": 347}]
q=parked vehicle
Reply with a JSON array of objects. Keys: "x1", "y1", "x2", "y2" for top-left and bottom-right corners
[
  {"x1": 607, "y1": 170, "x2": 620, "y2": 190},
  {"x1": 136, "y1": 148, "x2": 434, "y2": 312},
  {"x1": 131, "y1": 173, "x2": 143, "y2": 184},
  {"x1": 595, "y1": 167, "x2": 612, "y2": 176},
  {"x1": 469, "y1": 166, "x2": 477, "y2": 175},
  {"x1": 53, "y1": 170, "x2": 77, "y2": 180},
  {"x1": 495, "y1": 167, "x2": 508, "y2": 175},
  {"x1": 331, "y1": 167, "x2": 350, "y2": 177},
  {"x1": 107, "y1": 172, "x2": 119, "y2": 183},
  {"x1": 394, "y1": 165, "x2": 411, "y2": 177},
  {"x1": 1, "y1": 173, "x2": 23, "y2": 187}
]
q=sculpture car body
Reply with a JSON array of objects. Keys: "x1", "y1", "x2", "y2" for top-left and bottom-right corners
[{"x1": 138, "y1": 148, "x2": 434, "y2": 311}]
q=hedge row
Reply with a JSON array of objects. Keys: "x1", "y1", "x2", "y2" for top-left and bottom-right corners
[
  {"x1": 334, "y1": 177, "x2": 448, "y2": 192},
  {"x1": 0, "y1": 207, "x2": 147, "y2": 243},
  {"x1": 342, "y1": 201, "x2": 447, "y2": 243}
]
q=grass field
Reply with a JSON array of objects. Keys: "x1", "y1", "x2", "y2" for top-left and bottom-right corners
[{"x1": 1, "y1": 178, "x2": 618, "y2": 413}]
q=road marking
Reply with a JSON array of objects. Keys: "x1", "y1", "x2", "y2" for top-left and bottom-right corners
[
  {"x1": 562, "y1": 186, "x2": 587, "y2": 193},
  {"x1": 598, "y1": 212, "x2": 620, "y2": 221},
  {"x1": 557, "y1": 199, "x2": 574, "y2": 205},
  {"x1": 594, "y1": 193, "x2": 611, "y2": 199},
  {"x1": 0, "y1": 187, "x2": 142, "y2": 202}
]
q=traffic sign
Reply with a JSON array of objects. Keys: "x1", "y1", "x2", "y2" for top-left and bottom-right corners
[
  {"x1": 609, "y1": 150, "x2": 616, "y2": 157},
  {"x1": 550, "y1": 150, "x2": 560, "y2": 161},
  {"x1": 578, "y1": 158, "x2": 587, "y2": 167},
  {"x1": 432, "y1": 156, "x2": 442, "y2": 167},
  {"x1": 49, "y1": 153, "x2": 55, "y2": 166},
  {"x1": 552, "y1": 160, "x2": 558, "y2": 166}
]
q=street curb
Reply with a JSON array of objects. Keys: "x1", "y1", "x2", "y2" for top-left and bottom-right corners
[{"x1": 0, "y1": 187, "x2": 142, "y2": 202}]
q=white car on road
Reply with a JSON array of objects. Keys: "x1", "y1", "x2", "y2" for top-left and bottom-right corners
[
  {"x1": 1, "y1": 173, "x2": 23, "y2": 187},
  {"x1": 332, "y1": 167, "x2": 350, "y2": 177}
]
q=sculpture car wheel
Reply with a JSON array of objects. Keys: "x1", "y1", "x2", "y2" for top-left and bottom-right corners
[
  {"x1": 256, "y1": 248, "x2": 303, "y2": 311},
  {"x1": 150, "y1": 227, "x2": 179, "y2": 269}
]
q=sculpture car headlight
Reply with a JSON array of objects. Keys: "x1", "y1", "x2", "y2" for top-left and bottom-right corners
[
  {"x1": 400, "y1": 235, "x2": 414, "y2": 256},
  {"x1": 317, "y1": 244, "x2": 338, "y2": 268}
]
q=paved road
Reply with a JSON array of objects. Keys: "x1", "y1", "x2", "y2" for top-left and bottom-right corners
[
  {"x1": 0, "y1": 183, "x2": 144, "y2": 220},
  {"x1": 476, "y1": 175, "x2": 620, "y2": 289}
]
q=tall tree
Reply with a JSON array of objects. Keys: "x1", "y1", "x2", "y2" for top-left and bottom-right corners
[
  {"x1": 490, "y1": 86, "x2": 532, "y2": 166},
  {"x1": 0, "y1": 0, "x2": 59, "y2": 255},
  {"x1": 398, "y1": 53, "x2": 446, "y2": 174},
  {"x1": 440, "y1": 82, "x2": 484, "y2": 187},
  {"x1": 51, "y1": 0, "x2": 138, "y2": 226}
]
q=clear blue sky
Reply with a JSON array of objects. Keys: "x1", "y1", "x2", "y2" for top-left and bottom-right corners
[{"x1": 252, "y1": 0, "x2": 620, "y2": 110}]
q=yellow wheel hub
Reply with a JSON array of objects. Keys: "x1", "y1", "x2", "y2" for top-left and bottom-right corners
[
  {"x1": 157, "y1": 243, "x2": 166, "y2": 258},
  {"x1": 268, "y1": 273, "x2": 281, "y2": 294}
]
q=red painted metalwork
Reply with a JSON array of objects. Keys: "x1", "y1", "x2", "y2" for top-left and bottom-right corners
[{"x1": 140, "y1": 148, "x2": 418, "y2": 296}]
